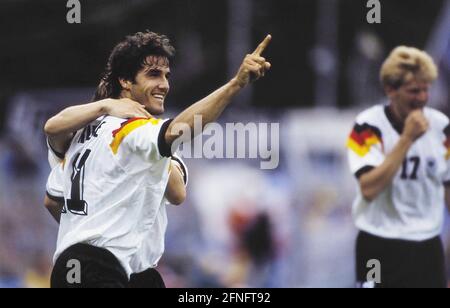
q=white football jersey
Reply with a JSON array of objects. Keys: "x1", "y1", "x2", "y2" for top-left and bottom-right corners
[
  {"x1": 46, "y1": 152, "x2": 189, "y2": 277},
  {"x1": 47, "y1": 138, "x2": 65, "y2": 168},
  {"x1": 46, "y1": 116, "x2": 174, "y2": 277},
  {"x1": 347, "y1": 105, "x2": 450, "y2": 241},
  {"x1": 130, "y1": 153, "x2": 188, "y2": 274},
  {"x1": 46, "y1": 161, "x2": 65, "y2": 204}
]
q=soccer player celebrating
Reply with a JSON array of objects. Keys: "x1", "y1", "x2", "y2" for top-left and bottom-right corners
[
  {"x1": 347, "y1": 46, "x2": 449, "y2": 288},
  {"x1": 44, "y1": 31, "x2": 271, "y2": 288}
]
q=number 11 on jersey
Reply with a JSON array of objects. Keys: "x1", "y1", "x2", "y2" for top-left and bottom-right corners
[{"x1": 66, "y1": 149, "x2": 91, "y2": 216}]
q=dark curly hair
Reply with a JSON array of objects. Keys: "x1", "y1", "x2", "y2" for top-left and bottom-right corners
[{"x1": 93, "y1": 30, "x2": 175, "y2": 101}]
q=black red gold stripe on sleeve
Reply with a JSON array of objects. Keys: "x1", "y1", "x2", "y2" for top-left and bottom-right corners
[
  {"x1": 347, "y1": 123, "x2": 383, "y2": 157},
  {"x1": 110, "y1": 117, "x2": 161, "y2": 154}
]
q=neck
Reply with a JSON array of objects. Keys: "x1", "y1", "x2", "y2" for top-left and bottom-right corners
[{"x1": 119, "y1": 90, "x2": 131, "y2": 100}]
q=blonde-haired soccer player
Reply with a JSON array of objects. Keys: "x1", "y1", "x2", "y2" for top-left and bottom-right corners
[{"x1": 347, "y1": 46, "x2": 449, "y2": 288}]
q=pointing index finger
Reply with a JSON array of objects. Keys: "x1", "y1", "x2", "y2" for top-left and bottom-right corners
[{"x1": 252, "y1": 34, "x2": 272, "y2": 56}]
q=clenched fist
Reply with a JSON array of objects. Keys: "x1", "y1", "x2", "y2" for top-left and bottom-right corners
[{"x1": 402, "y1": 110, "x2": 429, "y2": 142}]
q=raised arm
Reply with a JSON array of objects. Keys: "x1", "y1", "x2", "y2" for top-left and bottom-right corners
[
  {"x1": 165, "y1": 35, "x2": 272, "y2": 146},
  {"x1": 44, "y1": 98, "x2": 152, "y2": 155}
]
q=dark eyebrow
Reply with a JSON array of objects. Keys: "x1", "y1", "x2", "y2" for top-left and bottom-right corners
[
  {"x1": 146, "y1": 68, "x2": 163, "y2": 75},
  {"x1": 146, "y1": 67, "x2": 170, "y2": 74}
]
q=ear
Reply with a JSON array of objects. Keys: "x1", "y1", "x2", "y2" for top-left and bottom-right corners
[{"x1": 119, "y1": 78, "x2": 131, "y2": 90}]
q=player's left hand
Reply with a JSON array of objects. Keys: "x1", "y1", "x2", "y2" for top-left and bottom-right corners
[{"x1": 233, "y1": 35, "x2": 272, "y2": 88}]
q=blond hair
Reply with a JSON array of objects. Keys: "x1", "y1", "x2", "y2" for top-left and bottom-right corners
[{"x1": 380, "y1": 46, "x2": 438, "y2": 88}]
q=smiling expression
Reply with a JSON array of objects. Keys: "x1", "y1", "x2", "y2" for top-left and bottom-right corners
[{"x1": 123, "y1": 55, "x2": 171, "y2": 115}]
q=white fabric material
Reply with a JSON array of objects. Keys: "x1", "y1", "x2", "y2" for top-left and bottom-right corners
[
  {"x1": 348, "y1": 105, "x2": 450, "y2": 241},
  {"x1": 46, "y1": 116, "x2": 172, "y2": 277}
]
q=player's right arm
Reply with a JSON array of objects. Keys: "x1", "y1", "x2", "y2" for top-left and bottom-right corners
[
  {"x1": 164, "y1": 35, "x2": 272, "y2": 147},
  {"x1": 44, "y1": 196, "x2": 63, "y2": 223},
  {"x1": 358, "y1": 110, "x2": 428, "y2": 201},
  {"x1": 44, "y1": 98, "x2": 152, "y2": 155}
]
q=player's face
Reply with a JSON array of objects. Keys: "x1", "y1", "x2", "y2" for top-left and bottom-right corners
[
  {"x1": 129, "y1": 55, "x2": 171, "y2": 115},
  {"x1": 387, "y1": 79, "x2": 430, "y2": 123}
]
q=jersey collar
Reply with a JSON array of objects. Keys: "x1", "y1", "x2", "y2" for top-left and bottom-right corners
[{"x1": 384, "y1": 105, "x2": 404, "y2": 135}]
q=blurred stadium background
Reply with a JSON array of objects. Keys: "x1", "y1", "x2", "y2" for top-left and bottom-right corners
[{"x1": 0, "y1": 0, "x2": 449, "y2": 287}]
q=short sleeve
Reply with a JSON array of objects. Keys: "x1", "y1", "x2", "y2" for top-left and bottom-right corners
[
  {"x1": 47, "y1": 138, "x2": 64, "y2": 168},
  {"x1": 46, "y1": 163, "x2": 65, "y2": 203},
  {"x1": 347, "y1": 121, "x2": 385, "y2": 177},
  {"x1": 110, "y1": 117, "x2": 173, "y2": 163}
]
